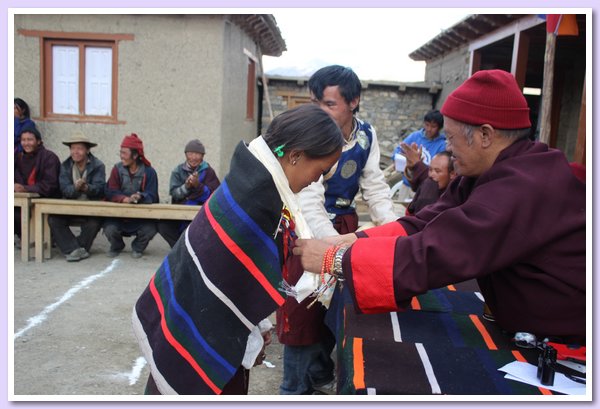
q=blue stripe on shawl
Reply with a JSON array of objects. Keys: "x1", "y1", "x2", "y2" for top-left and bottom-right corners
[
  {"x1": 218, "y1": 180, "x2": 279, "y2": 260},
  {"x1": 160, "y1": 256, "x2": 237, "y2": 377}
]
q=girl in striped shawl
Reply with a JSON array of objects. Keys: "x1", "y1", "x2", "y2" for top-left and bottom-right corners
[{"x1": 132, "y1": 104, "x2": 344, "y2": 395}]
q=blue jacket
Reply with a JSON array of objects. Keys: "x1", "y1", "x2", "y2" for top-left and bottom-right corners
[
  {"x1": 105, "y1": 162, "x2": 159, "y2": 204},
  {"x1": 393, "y1": 128, "x2": 446, "y2": 186}
]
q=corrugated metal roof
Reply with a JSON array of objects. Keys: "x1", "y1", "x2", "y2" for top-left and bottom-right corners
[
  {"x1": 409, "y1": 14, "x2": 523, "y2": 61},
  {"x1": 229, "y1": 14, "x2": 286, "y2": 57}
]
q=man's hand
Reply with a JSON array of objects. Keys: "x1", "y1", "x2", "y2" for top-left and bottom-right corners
[
  {"x1": 129, "y1": 192, "x2": 142, "y2": 204},
  {"x1": 400, "y1": 142, "x2": 422, "y2": 169},
  {"x1": 74, "y1": 178, "x2": 88, "y2": 192},
  {"x1": 14, "y1": 183, "x2": 26, "y2": 193},
  {"x1": 292, "y1": 238, "x2": 331, "y2": 273},
  {"x1": 322, "y1": 233, "x2": 358, "y2": 247},
  {"x1": 185, "y1": 172, "x2": 200, "y2": 189}
]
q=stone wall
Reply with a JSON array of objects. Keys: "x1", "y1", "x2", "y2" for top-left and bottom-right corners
[
  {"x1": 423, "y1": 45, "x2": 471, "y2": 110},
  {"x1": 262, "y1": 76, "x2": 439, "y2": 162}
]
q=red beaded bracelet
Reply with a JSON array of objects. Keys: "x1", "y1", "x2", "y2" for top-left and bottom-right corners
[{"x1": 320, "y1": 245, "x2": 339, "y2": 285}]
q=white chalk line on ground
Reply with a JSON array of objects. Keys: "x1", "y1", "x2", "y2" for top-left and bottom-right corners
[
  {"x1": 127, "y1": 356, "x2": 147, "y2": 385},
  {"x1": 14, "y1": 259, "x2": 120, "y2": 340},
  {"x1": 108, "y1": 356, "x2": 148, "y2": 386}
]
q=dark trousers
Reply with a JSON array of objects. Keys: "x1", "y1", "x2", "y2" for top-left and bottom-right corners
[
  {"x1": 157, "y1": 220, "x2": 190, "y2": 248},
  {"x1": 48, "y1": 215, "x2": 103, "y2": 255},
  {"x1": 14, "y1": 208, "x2": 22, "y2": 237},
  {"x1": 144, "y1": 367, "x2": 249, "y2": 395},
  {"x1": 103, "y1": 219, "x2": 157, "y2": 253}
]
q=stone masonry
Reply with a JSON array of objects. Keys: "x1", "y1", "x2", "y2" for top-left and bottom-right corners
[{"x1": 261, "y1": 76, "x2": 441, "y2": 162}]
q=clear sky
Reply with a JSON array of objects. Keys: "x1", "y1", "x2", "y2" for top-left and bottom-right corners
[{"x1": 262, "y1": 8, "x2": 470, "y2": 82}]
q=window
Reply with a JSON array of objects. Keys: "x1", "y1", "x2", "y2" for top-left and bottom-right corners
[
  {"x1": 275, "y1": 91, "x2": 312, "y2": 109},
  {"x1": 44, "y1": 39, "x2": 116, "y2": 121},
  {"x1": 18, "y1": 30, "x2": 134, "y2": 123}
]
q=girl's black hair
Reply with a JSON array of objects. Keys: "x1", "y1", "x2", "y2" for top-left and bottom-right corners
[
  {"x1": 263, "y1": 104, "x2": 344, "y2": 159},
  {"x1": 14, "y1": 98, "x2": 31, "y2": 118}
]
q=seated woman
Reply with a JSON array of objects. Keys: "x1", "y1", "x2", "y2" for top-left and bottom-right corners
[
  {"x1": 14, "y1": 98, "x2": 35, "y2": 154},
  {"x1": 132, "y1": 104, "x2": 344, "y2": 395}
]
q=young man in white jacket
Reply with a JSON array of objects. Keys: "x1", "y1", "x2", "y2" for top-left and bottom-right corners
[{"x1": 277, "y1": 65, "x2": 397, "y2": 395}]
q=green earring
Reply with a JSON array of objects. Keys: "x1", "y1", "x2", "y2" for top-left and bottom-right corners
[{"x1": 273, "y1": 144, "x2": 285, "y2": 157}]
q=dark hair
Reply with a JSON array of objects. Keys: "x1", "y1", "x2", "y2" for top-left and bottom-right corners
[
  {"x1": 263, "y1": 104, "x2": 344, "y2": 159},
  {"x1": 130, "y1": 148, "x2": 142, "y2": 162},
  {"x1": 434, "y1": 150, "x2": 454, "y2": 173},
  {"x1": 20, "y1": 125, "x2": 41, "y2": 140},
  {"x1": 424, "y1": 110, "x2": 444, "y2": 128},
  {"x1": 14, "y1": 98, "x2": 31, "y2": 118},
  {"x1": 308, "y1": 65, "x2": 362, "y2": 113}
]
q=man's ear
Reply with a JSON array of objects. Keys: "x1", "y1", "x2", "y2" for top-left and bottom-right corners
[
  {"x1": 349, "y1": 97, "x2": 360, "y2": 112},
  {"x1": 479, "y1": 124, "x2": 495, "y2": 149}
]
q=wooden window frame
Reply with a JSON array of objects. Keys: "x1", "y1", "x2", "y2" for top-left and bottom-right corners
[
  {"x1": 246, "y1": 58, "x2": 256, "y2": 120},
  {"x1": 275, "y1": 91, "x2": 312, "y2": 108},
  {"x1": 18, "y1": 30, "x2": 133, "y2": 124}
]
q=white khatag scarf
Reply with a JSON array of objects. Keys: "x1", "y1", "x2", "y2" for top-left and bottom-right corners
[{"x1": 247, "y1": 136, "x2": 336, "y2": 307}]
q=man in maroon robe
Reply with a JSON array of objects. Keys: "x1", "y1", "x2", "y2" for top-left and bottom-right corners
[{"x1": 294, "y1": 69, "x2": 585, "y2": 345}]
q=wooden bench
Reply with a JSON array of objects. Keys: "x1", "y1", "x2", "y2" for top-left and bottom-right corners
[
  {"x1": 31, "y1": 199, "x2": 201, "y2": 263},
  {"x1": 14, "y1": 192, "x2": 40, "y2": 262}
]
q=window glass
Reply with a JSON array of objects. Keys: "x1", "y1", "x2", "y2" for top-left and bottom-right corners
[
  {"x1": 85, "y1": 47, "x2": 112, "y2": 116},
  {"x1": 52, "y1": 45, "x2": 79, "y2": 114}
]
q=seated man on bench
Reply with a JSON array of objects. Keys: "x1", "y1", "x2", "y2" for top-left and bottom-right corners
[
  {"x1": 48, "y1": 132, "x2": 106, "y2": 262},
  {"x1": 104, "y1": 133, "x2": 159, "y2": 259}
]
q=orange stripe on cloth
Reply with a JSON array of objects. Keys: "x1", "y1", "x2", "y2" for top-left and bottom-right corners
[
  {"x1": 353, "y1": 338, "x2": 365, "y2": 390},
  {"x1": 410, "y1": 296, "x2": 421, "y2": 310},
  {"x1": 360, "y1": 221, "x2": 407, "y2": 238},
  {"x1": 350, "y1": 237, "x2": 398, "y2": 313},
  {"x1": 469, "y1": 314, "x2": 497, "y2": 350},
  {"x1": 149, "y1": 276, "x2": 222, "y2": 394},
  {"x1": 511, "y1": 351, "x2": 553, "y2": 395},
  {"x1": 204, "y1": 202, "x2": 285, "y2": 306},
  {"x1": 447, "y1": 284, "x2": 457, "y2": 291}
]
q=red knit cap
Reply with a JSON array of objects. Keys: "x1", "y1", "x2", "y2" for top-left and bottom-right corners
[
  {"x1": 121, "y1": 133, "x2": 151, "y2": 166},
  {"x1": 441, "y1": 69, "x2": 531, "y2": 129}
]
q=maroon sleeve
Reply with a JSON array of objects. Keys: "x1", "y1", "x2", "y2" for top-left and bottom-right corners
[
  {"x1": 345, "y1": 176, "x2": 525, "y2": 313},
  {"x1": 406, "y1": 161, "x2": 429, "y2": 192},
  {"x1": 105, "y1": 166, "x2": 128, "y2": 203},
  {"x1": 24, "y1": 149, "x2": 60, "y2": 197}
]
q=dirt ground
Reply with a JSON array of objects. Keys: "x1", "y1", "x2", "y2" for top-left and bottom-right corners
[{"x1": 12, "y1": 231, "x2": 284, "y2": 397}]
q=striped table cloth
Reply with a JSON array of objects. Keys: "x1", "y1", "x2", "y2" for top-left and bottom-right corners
[{"x1": 327, "y1": 280, "x2": 556, "y2": 395}]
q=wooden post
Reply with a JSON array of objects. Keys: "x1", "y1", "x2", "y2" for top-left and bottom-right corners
[
  {"x1": 260, "y1": 59, "x2": 274, "y2": 121},
  {"x1": 511, "y1": 31, "x2": 530, "y2": 90},
  {"x1": 539, "y1": 32, "x2": 556, "y2": 144}
]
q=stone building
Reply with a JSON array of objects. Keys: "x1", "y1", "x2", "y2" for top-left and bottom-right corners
[
  {"x1": 261, "y1": 76, "x2": 442, "y2": 161},
  {"x1": 410, "y1": 14, "x2": 587, "y2": 163},
  {"x1": 14, "y1": 14, "x2": 285, "y2": 200}
]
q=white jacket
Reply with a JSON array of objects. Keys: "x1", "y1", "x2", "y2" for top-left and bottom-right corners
[{"x1": 297, "y1": 119, "x2": 397, "y2": 238}]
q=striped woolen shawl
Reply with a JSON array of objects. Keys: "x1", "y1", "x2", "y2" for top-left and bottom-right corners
[{"x1": 132, "y1": 141, "x2": 286, "y2": 394}]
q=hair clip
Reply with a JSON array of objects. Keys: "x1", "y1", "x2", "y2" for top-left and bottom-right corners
[{"x1": 273, "y1": 144, "x2": 285, "y2": 157}]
